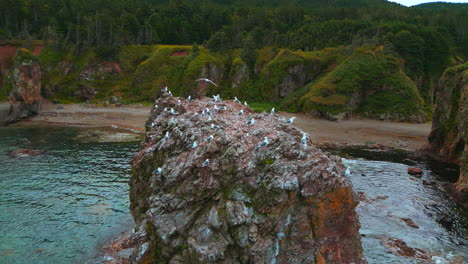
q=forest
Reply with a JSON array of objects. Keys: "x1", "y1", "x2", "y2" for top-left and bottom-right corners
[{"x1": 0, "y1": 0, "x2": 467, "y2": 119}]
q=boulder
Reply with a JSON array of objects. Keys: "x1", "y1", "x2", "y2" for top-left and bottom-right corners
[{"x1": 129, "y1": 93, "x2": 365, "y2": 263}]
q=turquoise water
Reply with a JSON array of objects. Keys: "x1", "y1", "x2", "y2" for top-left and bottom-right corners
[
  {"x1": 1, "y1": 126, "x2": 467, "y2": 263},
  {"x1": 0, "y1": 126, "x2": 139, "y2": 264}
]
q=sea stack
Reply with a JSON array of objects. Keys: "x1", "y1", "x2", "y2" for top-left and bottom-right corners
[{"x1": 129, "y1": 93, "x2": 365, "y2": 263}]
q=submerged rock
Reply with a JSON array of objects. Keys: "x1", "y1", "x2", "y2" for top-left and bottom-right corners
[
  {"x1": 8, "y1": 149, "x2": 45, "y2": 158},
  {"x1": 129, "y1": 94, "x2": 365, "y2": 263}
]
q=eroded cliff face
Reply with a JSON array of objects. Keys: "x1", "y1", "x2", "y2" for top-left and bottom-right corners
[
  {"x1": 129, "y1": 93, "x2": 365, "y2": 263},
  {"x1": 428, "y1": 62, "x2": 467, "y2": 206},
  {"x1": 6, "y1": 48, "x2": 42, "y2": 123}
]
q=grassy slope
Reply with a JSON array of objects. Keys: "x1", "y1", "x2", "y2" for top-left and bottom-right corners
[{"x1": 36, "y1": 44, "x2": 428, "y2": 119}]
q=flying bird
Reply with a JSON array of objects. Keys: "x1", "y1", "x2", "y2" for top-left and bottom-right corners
[
  {"x1": 287, "y1": 117, "x2": 296, "y2": 124},
  {"x1": 195, "y1": 78, "x2": 218, "y2": 87}
]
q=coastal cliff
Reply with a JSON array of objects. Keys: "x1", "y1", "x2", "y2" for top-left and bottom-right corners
[
  {"x1": 129, "y1": 93, "x2": 365, "y2": 263},
  {"x1": 428, "y1": 62, "x2": 467, "y2": 207}
]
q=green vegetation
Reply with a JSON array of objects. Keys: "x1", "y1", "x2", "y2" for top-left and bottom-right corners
[{"x1": 1, "y1": 0, "x2": 466, "y2": 121}]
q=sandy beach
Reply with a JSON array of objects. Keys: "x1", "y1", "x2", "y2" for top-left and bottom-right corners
[{"x1": 14, "y1": 103, "x2": 431, "y2": 151}]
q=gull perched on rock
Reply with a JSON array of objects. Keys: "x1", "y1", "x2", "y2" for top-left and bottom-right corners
[
  {"x1": 190, "y1": 141, "x2": 198, "y2": 149},
  {"x1": 220, "y1": 106, "x2": 227, "y2": 111},
  {"x1": 163, "y1": 107, "x2": 168, "y2": 112},
  {"x1": 270, "y1": 108, "x2": 275, "y2": 115},
  {"x1": 195, "y1": 78, "x2": 218, "y2": 87},
  {"x1": 168, "y1": 91, "x2": 173, "y2": 97},
  {"x1": 177, "y1": 100, "x2": 182, "y2": 106},
  {"x1": 170, "y1": 108, "x2": 178, "y2": 115},
  {"x1": 234, "y1": 97, "x2": 241, "y2": 103},
  {"x1": 210, "y1": 124, "x2": 220, "y2": 129},
  {"x1": 161, "y1": 86, "x2": 168, "y2": 92},
  {"x1": 246, "y1": 118, "x2": 255, "y2": 125},
  {"x1": 207, "y1": 116, "x2": 212, "y2": 121},
  {"x1": 214, "y1": 105, "x2": 219, "y2": 112},
  {"x1": 163, "y1": 132, "x2": 169, "y2": 142},
  {"x1": 205, "y1": 108, "x2": 212, "y2": 116},
  {"x1": 238, "y1": 110, "x2": 244, "y2": 116},
  {"x1": 258, "y1": 137, "x2": 269, "y2": 148},
  {"x1": 202, "y1": 159, "x2": 210, "y2": 167},
  {"x1": 153, "y1": 167, "x2": 162, "y2": 174},
  {"x1": 205, "y1": 135, "x2": 214, "y2": 142},
  {"x1": 212, "y1": 94, "x2": 221, "y2": 102},
  {"x1": 186, "y1": 95, "x2": 191, "y2": 101},
  {"x1": 244, "y1": 101, "x2": 249, "y2": 107},
  {"x1": 301, "y1": 132, "x2": 308, "y2": 147},
  {"x1": 154, "y1": 104, "x2": 158, "y2": 110},
  {"x1": 149, "y1": 122, "x2": 155, "y2": 128},
  {"x1": 287, "y1": 117, "x2": 296, "y2": 124}
]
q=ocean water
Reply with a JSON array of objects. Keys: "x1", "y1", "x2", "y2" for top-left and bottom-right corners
[
  {"x1": 0, "y1": 126, "x2": 139, "y2": 264},
  {"x1": 1, "y1": 126, "x2": 466, "y2": 263}
]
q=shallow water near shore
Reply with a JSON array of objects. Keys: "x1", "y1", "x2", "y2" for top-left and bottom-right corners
[
  {"x1": 0, "y1": 126, "x2": 139, "y2": 264},
  {"x1": 1, "y1": 126, "x2": 467, "y2": 263},
  {"x1": 339, "y1": 149, "x2": 468, "y2": 263}
]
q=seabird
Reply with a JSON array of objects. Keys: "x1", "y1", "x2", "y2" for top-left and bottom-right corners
[
  {"x1": 270, "y1": 108, "x2": 275, "y2": 115},
  {"x1": 301, "y1": 132, "x2": 307, "y2": 147},
  {"x1": 154, "y1": 105, "x2": 158, "y2": 110},
  {"x1": 163, "y1": 107, "x2": 168, "y2": 112},
  {"x1": 220, "y1": 106, "x2": 227, "y2": 111},
  {"x1": 258, "y1": 137, "x2": 269, "y2": 148},
  {"x1": 234, "y1": 97, "x2": 241, "y2": 103},
  {"x1": 202, "y1": 159, "x2": 210, "y2": 167},
  {"x1": 207, "y1": 116, "x2": 212, "y2": 121},
  {"x1": 195, "y1": 78, "x2": 218, "y2": 87},
  {"x1": 210, "y1": 124, "x2": 220, "y2": 129},
  {"x1": 186, "y1": 95, "x2": 191, "y2": 101},
  {"x1": 163, "y1": 132, "x2": 169, "y2": 141},
  {"x1": 170, "y1": 108, "x2": 178, "y2": 115},
  {"x1": 177, "y1": 100, "x2": 182, "y2": 106},
  {"x1": 287, "y1": 117, "x2": 296, "y2": 124},
  {"x1": 205, "y1": 108, "x2": 212, "y2": 116},
  {"x1": 205, "y1": 135, "x2": 214, "y2": 142},
  {"x1": 214, "y1": 105, "x2": 219, "y2": 112},
  {"x1": 244, "y1": 101, "x2": 248, "y2": 107},
  {"x1": 201, "y1": 110, "x2": 205, "y2": 117},
  {"x1": 168, "y1": 91, "x2": 173, "y2": 97},
  {"x1": 153, "y1": 167, "x2": 162, "y2": 174},
  {"x1": 246, "y1": 118, "x2": 255, "y2": 125},
  {"x1": 161, "y1": 86, "x2": 168, "y2": 92},
  {"x1": 238, "y1": 110, "x2": 244, "y2": 116},
  {"x1": 149, "y1": 122, "x2": 155, "y2": 128},
  {"x1": 190, "y1": 141, "x2": 198, "y2": 149}
]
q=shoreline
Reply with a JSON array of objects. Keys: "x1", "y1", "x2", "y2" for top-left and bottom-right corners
[{"x1": 8, "y1": 103, "x2": 431, "y2": 151}]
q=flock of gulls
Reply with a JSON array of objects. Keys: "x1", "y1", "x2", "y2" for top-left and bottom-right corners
[{"x1": 152, "y1": 78, "x2": 309, "y2": 175}]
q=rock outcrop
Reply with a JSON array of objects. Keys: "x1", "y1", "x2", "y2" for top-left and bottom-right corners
[
  {"x1": 6, "y1": 48, "x2": 42, "y2": 123},
  {"x1": 129, "y1": 93, "x2": 365, "y2": 263},
  {"x1": 428, "y1": 62, "x2": 467, "y2": 207}
]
